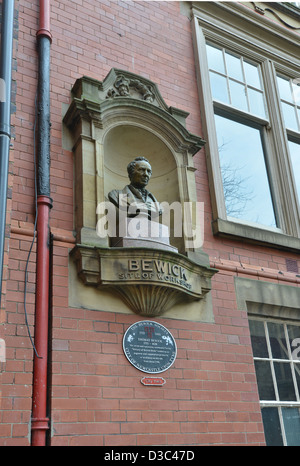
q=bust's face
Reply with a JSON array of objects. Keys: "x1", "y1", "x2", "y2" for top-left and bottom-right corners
[{"x1": 130, "y1": 161, "x2": 152, "y2": 188}]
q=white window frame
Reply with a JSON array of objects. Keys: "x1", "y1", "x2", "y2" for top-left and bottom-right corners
[
  {"x1": 192, "y1": 2, "x2": 300, "y2": 251},
  {"x1": 235, "y1": 277, "x2": 300, "y2": 446},
  {"x1": 249, "y1": 316, "x2": 300, "y2": 446}
]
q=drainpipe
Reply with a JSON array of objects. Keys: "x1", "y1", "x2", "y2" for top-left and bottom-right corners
[
  {"x1": 0, "y1": 0, "x2": 14, "y2": 308},
  {"x1": 31, "y1": 0, "x2": 52, "y2": 447}
]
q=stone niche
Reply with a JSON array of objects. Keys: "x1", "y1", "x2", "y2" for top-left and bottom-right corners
[{"x1": 64, "y1": 69, "x2": 217, "y2": 318}]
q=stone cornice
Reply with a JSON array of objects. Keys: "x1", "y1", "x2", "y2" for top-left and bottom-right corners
[{"x1": 191, "y1": 1, "x2": 300, "y2": 55}]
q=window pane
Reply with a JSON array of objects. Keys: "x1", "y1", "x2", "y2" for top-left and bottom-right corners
[
  {"x1": 274, "y1": 362, "x2": 296, "y2": 401},
  {"x1": 287, "y1": 325, "x2": 300, "y2": 359},
  {"x1": 225, "y1": 52, "x2": 243, "y2": 81},
  {"x1": 282, "y1": 407, "x2": 300, "y2": 446},
  {"x1": 268, "y1": 322, "x2": 288, "y2": 359},
  {"x1": 293, "y1": 362, "x2": 300, "y2": 395},
  {"x1": 254, "y1": 360, "x2": 276, "y2": 400},
  {"x1": 229, "y1": 80, "x2": 248, "y2": 112},
  {"x1": 248, "y1": 88, "x2": 266, "y2": 118},
  {"x1": 206, "y1": 44, "x2": 225, "y2": 74},
  {"x1": 244, "y1": 61, "x2": 261, "y2": 89},
  {"x1": 288, "y1": 140, "x2": 300, "y2": 202},
  {"x1": 292, "y1": 81, "x2": 300, "y2": 105},
  {"x1": 277, "y1": 76, "x2": 293, "y2": 102},
  {"x1": 209, "y1": 72, "x2": 229, "y2": 103},
  {"x1": 282, "y1": 102, "x2": 298, "y2": 131},
  {"x1": 215, "y1": 115, "x2": 277, "y2": 227},
  {"x1": 249, "y1": 320, "x2": 268, "y2": 358},
  {"x1": 261, "y1": 407, "x2": 284, "y2": 446}
]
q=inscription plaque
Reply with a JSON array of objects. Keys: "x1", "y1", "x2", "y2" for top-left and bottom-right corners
[
  {"x1": 141, "y1": 377, "x2": 166, "y2": 386},
  {"x1": 71, "y1": 246, "x2": 217, "y2": 316},
  {"x1": 123, "y1": 320, "x2": 177, "y2": 373}
]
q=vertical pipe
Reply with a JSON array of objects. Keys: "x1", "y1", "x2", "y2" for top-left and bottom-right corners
[
  {"x1": 31, "y1": 0, "x2": 52, "y2": 447},
  {"x1": 0, "y1": 0, "x2": 14, "y2": 308},
  {"x1": 31, "y1": 196, "x2": 52, "y2": 446}
]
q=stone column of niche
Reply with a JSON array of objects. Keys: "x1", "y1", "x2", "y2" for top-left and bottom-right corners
[{"x1": 64, "y1": 77, "x2": 108, "y2": 247}]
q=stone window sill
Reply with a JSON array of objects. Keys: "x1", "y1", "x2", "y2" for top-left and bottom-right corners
[{"x1": 212, "y1": 218, "x2": 300, "y2": 253}]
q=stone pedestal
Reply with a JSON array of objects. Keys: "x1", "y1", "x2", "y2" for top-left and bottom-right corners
[{"x1": 110, "y1": 215, "x2": 178, "y2": 253}]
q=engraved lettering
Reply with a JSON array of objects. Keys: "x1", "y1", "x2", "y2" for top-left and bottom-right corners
[
  {"x1": 120, "y1": 259, "x2": 191, "y2": 290},
  {"x1": 154, "y1": 260, "x2": 167, "y2": 273},
  {"x1": 172, "y1": 264, "x2": 179, "y2": 276},
  {"x1": 129, "y1": 259, "x2": 139, "y2": 271},
  {"x1": 142, "y1": 259, "x2": 153, "y2": 271},
  {"x1": 180, "y1": 267, "x2": 187, "y2": 281}
]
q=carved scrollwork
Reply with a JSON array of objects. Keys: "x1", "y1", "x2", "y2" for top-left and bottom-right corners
[
  {"x1": 106, "y1": 74, "x2": 155, "y2": 102},
  {"x1": 251, "y1": 1, "x2": 300, "y2": 29}
]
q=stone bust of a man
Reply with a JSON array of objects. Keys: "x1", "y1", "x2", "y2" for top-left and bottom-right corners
[{"x1": 108, "y1": 156, "x2": 162, "y2": 219}]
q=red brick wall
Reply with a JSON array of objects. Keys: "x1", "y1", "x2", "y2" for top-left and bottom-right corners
[
  {"x1": 1, "y1": 0, "x2": 299, "y2": 446},
  {"x1": 0, "y1": 0, "x2": 16, "y2": 439}
]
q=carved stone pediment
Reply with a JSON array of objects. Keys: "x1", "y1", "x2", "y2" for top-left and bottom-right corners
[
  {"x1": 106, "y1": 73, "x2": 155, "y2": 103},
  {"x1": 102, "y1": 69, "x2": 168, "y2": 109},
  {"x1": 64, "y1": 68, "x2": 195, "y2": 131}
]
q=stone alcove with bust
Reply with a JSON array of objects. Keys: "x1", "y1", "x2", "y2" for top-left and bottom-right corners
[{"x1": 64, "y1": 69, "x2": 217, "y2": 319}]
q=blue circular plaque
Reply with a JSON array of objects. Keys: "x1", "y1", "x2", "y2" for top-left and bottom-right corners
[{"x1": 123, "y1": 320, "x2": 177, "y2": 374}]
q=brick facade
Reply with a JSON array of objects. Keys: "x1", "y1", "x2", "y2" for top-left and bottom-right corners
[{"x1": 0, "y1": 0, "x2": 299, "y2": 446}]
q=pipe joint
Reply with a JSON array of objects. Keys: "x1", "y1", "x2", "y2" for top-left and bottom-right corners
[
  {"x1": 31, "y1": 417, "x2": 50, "y2": 431},
  {"x1": 37, "y1": 194, "x2": 53, "y2": 209},
  {"x1": 36, "y1": 28, "x2": 52, "y2": 42},
  {"x1": 31, "y1": 417, "x2": 50, "y2": 445},
  {"x1": 37, "y1": 0, "x2": 52, "y2": 42}
]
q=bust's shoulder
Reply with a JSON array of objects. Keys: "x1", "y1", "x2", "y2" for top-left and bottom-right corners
[
  {"x1": 108, "y1": 186, "x2": 131, "y2": 203},
  {"x1": 108, "y1": 186, "x2": 130, "y2": 196}
]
